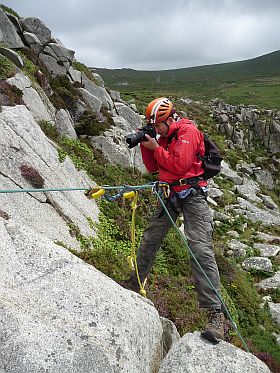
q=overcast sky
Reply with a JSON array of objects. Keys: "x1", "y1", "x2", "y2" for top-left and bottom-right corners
[{"x1": 2, "y1": 0, "x2": 280, "y2": 70}]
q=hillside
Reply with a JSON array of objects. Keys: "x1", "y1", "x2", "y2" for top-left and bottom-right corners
[{"x1": 93, "y1": 50, "x2": 280, "y2": 109}]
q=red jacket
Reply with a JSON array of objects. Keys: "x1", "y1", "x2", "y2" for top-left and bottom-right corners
[{"x1": 140, "y1": 118, "x2": 207, "y2": 191}]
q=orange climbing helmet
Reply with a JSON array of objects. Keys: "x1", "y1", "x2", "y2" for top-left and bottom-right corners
[{"x1": 145, "y1": 97, "x2": 174, "y2": 124}]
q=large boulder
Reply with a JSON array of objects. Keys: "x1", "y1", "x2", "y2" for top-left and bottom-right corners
[
  {"x1": 268, "y1": 302, "x2": 280, "y2": 327},
  {"x1": 7, "y1": 72, "x2": 55, "y2": 122},
  {"x1": 0, "y1": 8, "x2": 24, "y2": 48},
  {"x1": 20, "y1": 17, "x2": 51, "y2": 45},
  {"x1": 220, "y1": 161, "x2": 243, "y2": 185},
  {"x1": 0, "y1": 105, "x2": 98, "y2": 249},
  {"x1": 252, "y1": 119, "x2": 280, "y2": 154},
  {"x1": 81, "y1": 72, "x2": 114, "y2": 111},
  {"x1": 0, "y1": 46, "x2": 23, "y2": 68},
  {"x1": 114, "y1": 102, "x2": 142, "y2": 130},
  {"x1": 55, "y1": 109, "x2": 78, "y2": 139},
  {"x1": 23, "y1": 31, "x2": 43, "y2": 54},
  {"x1": 0, "y1": 220, "x2": 163, "y2": 373},
  {"x1": 235, "y1": 177, "x2": 262, "y2": 203},
  {"x1": 68, "y1": 66, "x2": 82, "y2": 83},
  {"x1": 44, "y1": 42, "x2": 75, "y2": 64},
  {"x1": 78, "y1": 88, "x2": 102, "y2": 113},
  {"x1": 242, "y1": 257, "x2": 273, "y2": 273},
  {"x1": 90, "y1": 115, "x2": 146, "y2": 172},
  {"x1": 257, "y1": 271, "x2": 280, "y2": 290},
  {"x1": 159, "y1": 331, "x2": 270, "y2": 373},
  {"x1": 38, "y1": 43, "x2": 75, "y2": 75},
  {"x1": 234, "y1": 197, "x2": 280, "y2": 227},
  {"x1": 39, "y1": 53, "x2": 68, "y2": 76}
]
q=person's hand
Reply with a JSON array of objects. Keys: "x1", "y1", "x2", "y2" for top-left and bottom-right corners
[{"x1": 141, "y1": 134, "x2": 159, "y2": 150}]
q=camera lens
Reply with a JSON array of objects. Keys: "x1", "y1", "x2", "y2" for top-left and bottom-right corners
[{"x1": 125, "y1": 131, "x2": 145, "y2": 149}]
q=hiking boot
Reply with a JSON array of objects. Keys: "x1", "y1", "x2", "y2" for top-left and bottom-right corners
[
  {"x1": 201, "y1": 309, "x2": 225, "y2": 344},
  {"x1": 119, "y1": 278, "x2": 140, "y2": 293}
]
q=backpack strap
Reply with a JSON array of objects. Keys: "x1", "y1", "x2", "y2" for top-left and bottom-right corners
[{"x1": 167, "y1": 130, "x2": 178, "y2": 144}]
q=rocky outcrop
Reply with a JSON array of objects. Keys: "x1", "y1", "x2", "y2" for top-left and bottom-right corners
[
  {"x1": 254, "y1": 243, "x2": 280, "y2": 257},
  {"x1": 20, "y1": 17, "x2": 51, "y2": 45},
  {"x1": 0, "y1": 46, "x2": 23, "y2": 67},
  {"x1": 242, "y1": 257, "x2": 273, "y2": 273},
  {"x1": 114, "y1": 102, "x2": 142, "y2": 130},
  {"x1": 159, "y1": 331, "x2": 270, "y2": 373},
  {"x1": 257, "y1": 271, "x2": 280, "y2": 290},
  {"x1": 78, "y1": 87, "x2": 102, "y2": 113},
  {"x1": 0, "y1": 9, "x2": 147, "y2": 172},
  {"x1": 90, "y1": 115, "x2": 146, "y2": 171},
  {"x1": 0, "y1": 220, "x2": 163, "y2": 373},
  {"x1": 0, "y1": 8, "x2": 24, "y2": 48},
  {"x1": 55, "y1": 109, "x2": 78, "y2": 139},
  {"x1": 7, "y1": 72, "x2": 55, "y2": 122},
  {"x1": 211, "y1": 98, "x2": 280, "y2": 154},
  {"x1": 268, "y1": 302, "x2": 280, "y2": 327},
  {"x1": 227, "y1": 239, "x2": 249, "y2": 257},
  {"x1": 81, "y1": 72, "x2": 113, "y2": 111},
  {"x1": 0, "y1": 105, "x2": 98, "y2": 249},
  {"x1": 220, "y1": 160, "x2": 243, "y2": 184},
  {"x1": 234, "y1": 197, "x2": 280, "y2": 227}
]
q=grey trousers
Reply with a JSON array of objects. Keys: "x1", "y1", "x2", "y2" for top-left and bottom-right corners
[{"x1": 133, "y1": 189, "x2": 221, "y2": 309}]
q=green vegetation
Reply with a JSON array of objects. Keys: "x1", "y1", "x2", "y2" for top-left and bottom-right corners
[
  {"x1": 0, "y1": 54, "x2": 16, "y2": 80},
  {"x1": 0, "y1": 4, "x2": 20, "y2": 18},
  {"x1": 75, "y1": 109, "x2": 113, "y2": 136},
  {"x1": 49, "y1": 74, "x2": 82, "y2": 112},
  {"x1": 38, "y1": 120, "x2": 59, "y2": 141},
  {"x1": 17, "y1": 50, "x2": 39, "y2": 82},
  {"x1": 72, "y1": 61, "x2": 100, "y2": 85}
]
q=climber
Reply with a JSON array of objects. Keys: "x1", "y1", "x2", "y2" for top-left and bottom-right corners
[{"x1": 121, "y1": 97, "x2": 225, "y2": 344}]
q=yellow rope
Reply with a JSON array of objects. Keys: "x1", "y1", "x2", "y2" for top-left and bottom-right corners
[{"x1": 126, "y1": 192, "x2": 146, "y2": 297}]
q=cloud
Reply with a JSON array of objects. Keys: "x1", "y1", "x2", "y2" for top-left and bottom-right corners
[{"x1": 2, "y1": 0, "x2": 280, "y2": 70}]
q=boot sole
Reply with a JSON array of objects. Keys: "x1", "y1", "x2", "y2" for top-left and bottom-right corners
[{"x1": 201, "y1": 330, "x2": 221, "y2": 344}]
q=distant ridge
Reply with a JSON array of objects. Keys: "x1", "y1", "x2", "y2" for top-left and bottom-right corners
[
  {"x1": 93, "y1": 50, "x2": 280, "y2": 109},
  {"x1": 93, "y1": 50, "x2": 280, "y2": 85}
]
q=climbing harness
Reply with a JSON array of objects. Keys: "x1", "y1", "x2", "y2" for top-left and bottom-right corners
[{"x1": 0, "y1": 182, "x2": 250, "y2": 352}]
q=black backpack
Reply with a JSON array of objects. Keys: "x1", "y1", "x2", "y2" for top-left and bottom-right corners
[{"x1": 198, "y1": 134, "x2": 223, "y2": 179}]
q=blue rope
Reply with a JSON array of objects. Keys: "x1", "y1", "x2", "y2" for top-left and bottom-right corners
[{"x1": 0, "y1": 183, "x2": 155, "y2": 195}]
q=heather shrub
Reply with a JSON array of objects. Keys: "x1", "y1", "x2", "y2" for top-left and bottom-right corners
[
  {"x1": 19, "y1": 164, "x2": 44, "y2": 188},
  {"x1": 0, "y1": 81, "x2": 23, "y2": 107}
]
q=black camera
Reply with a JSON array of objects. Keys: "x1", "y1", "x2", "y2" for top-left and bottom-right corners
[{"x1": 125, "y1": 125, "x2": 156, "y2": 149}]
